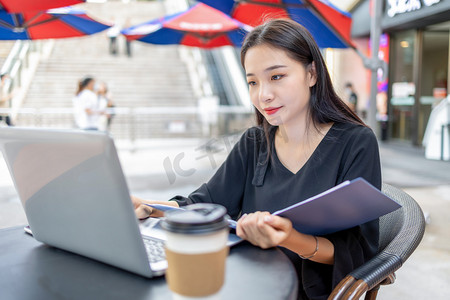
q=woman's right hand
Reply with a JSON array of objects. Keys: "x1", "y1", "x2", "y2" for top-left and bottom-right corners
[
  {"x1": 130, "y1": 195, "x2": 177, "y2": 219},
  {"x1": 131, "y1": 195, "x2": 153, "y2": 219}
]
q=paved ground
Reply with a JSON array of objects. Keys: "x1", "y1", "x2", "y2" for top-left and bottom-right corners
[
  {"x1": 0, "y1": 137, "x2": 449, "y2": 299},
  {"x1": 377, "y1": 141, "x2": 450, "y2": 299}
]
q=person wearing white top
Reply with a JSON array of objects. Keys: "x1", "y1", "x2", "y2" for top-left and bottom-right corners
[
  {"x1": 107, "y1": 23, "x2": 121, "y2": 55},
  {"x1": 73, "y1": 77, "x2": 105, "y2": 130}
]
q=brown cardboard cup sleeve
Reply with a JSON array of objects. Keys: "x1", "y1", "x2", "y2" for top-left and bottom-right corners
[{"x1": 165, "y1": 247, "x2": 229, "y2": 297}]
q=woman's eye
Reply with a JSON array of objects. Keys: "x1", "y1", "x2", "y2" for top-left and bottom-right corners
[
  {"x1": 248, "y1": 81, "x2": 256, "y2": 86},
  {"x1": 271, "y1": 74, "x2": 283, "y2": 80}
]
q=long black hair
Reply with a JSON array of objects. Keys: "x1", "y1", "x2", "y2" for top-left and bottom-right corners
[
  {"x1": 76, "y1": 76, "x2": 94, "y2": 96},
  {"x1": 240, "y1": 19, "x2": 365, "y2": 149}
]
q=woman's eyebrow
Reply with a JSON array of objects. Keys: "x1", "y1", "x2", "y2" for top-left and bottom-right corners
[{"x1": 246, "y1": 65, "x2": 287, "y2": 77}]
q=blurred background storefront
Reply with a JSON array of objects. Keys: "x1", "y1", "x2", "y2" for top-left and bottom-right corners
[{"x1": 350, "y1": 0, "x2": 450, "y2": 146}]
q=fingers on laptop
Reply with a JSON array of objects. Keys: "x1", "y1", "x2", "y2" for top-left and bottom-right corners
[
  {"x1": 130, "y1": 195, "x2": 143, "y2": 209},
  {"x1": 135, "y1": 205, "x2": 165, "y2": 219},
  {"x1": 135, "y1": 205, "x2": 152, "y2": 219}
]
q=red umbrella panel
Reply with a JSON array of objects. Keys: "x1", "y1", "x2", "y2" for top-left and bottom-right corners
[
  {"x1": 0, "y1": 7, "x2": 110, "y2": 40},
  {"x1": 0, "y1": 0, "x2": 85, "y2": 13},
  {"x1": 198, "y1": 0, "x2": 355, "y2": 49},
  {"x1": 122, "y1": 3, "x2": 252, "y2": 48}
]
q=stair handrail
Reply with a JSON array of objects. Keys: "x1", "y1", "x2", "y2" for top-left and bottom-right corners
[
  {"x1": 1, "y1": 41, "x2": 23, "y2": 112},
  {"x1": 0, "y1": 40, "x2": 53, "y2": 121},
  {"x1": 1, "y1": 41, "x2": 29, "y2": 99}
]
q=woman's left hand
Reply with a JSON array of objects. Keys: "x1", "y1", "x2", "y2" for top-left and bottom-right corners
[{"x1": 236, "y1": 211, "x2": 293, "y2": 249}]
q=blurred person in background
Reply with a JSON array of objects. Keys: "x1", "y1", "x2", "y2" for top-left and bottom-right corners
[
  {"x1": 73, "y1": 76, "x2": 105, "y2": 130},
  {"x1": 124, "y1": 18, "x2": 132, "y2": 57},
  {"x1": 107, "y1": 19, "x2": 121, "y2": 56},
  {"x1": 97, "y1": 81, "x2": 115, "y2": 131},
  {"x1": 344, "y1": 82, "x2": 358, "y2": 114}
]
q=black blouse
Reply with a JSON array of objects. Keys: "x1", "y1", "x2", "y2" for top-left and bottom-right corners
[{"x1": 172, "y1": 122, "x2": 382, "y2": 300}]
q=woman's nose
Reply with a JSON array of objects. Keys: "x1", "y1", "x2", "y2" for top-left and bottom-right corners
[{"x1": 258, "y1": 83, "x2": 273, "y2": 103}]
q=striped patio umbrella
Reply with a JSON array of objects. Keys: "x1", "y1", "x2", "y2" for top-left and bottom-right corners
[
  {"x1": 197, "y1": 0, "x2": 355, "y2": 49},
  {"x1": 0, "y1": 6, "x2": 110, "y2": 40},
  {"x1": 122, "y1": 3, "x2": 252, "y2": 48},
  {"x1": 0, "y1": 0, "x2": 85, "y2": 13}
]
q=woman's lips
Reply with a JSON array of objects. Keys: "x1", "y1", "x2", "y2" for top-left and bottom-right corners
[{"x1": 264, "y1": 106, "x2": 282, "y2": 115}]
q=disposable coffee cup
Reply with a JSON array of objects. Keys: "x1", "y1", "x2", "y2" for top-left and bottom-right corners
[{"x1": 161, "y1": 203, "x2": 230, "y2": 300}]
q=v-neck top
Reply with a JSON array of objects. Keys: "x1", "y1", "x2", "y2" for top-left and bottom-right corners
[
  {"x1": 172, "y1": 122, "x2": 381, "y2": 299},
  {"x1": 272, "y1": 124, "x2": 333, "y2": 176}
]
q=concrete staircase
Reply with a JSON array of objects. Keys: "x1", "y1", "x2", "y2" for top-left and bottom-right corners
[{"x1": 16, "y1": 1, "x2": 202, "y2": 139}]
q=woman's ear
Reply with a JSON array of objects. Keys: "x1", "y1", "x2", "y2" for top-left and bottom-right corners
[{"x1": 308, "y1": 62, "x2": 317, "y2": 87}]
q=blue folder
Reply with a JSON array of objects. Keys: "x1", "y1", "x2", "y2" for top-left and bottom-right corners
[{"x1": 273, "y1": 178, "x2": 402, "y2": 235}]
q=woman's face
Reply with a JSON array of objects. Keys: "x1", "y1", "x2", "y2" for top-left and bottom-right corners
[
  {"x1": 244, "y1": 44, "x2": 316, "y2": 127},
  {"x1": 97, "y1": 83, "x2": 106, "y2": 94},
  {"x1": 86, "y1": 80, "x2": 96, "y2": 91}
]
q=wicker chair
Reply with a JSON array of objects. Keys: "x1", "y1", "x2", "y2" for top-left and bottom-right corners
[{"x1": 328, "y1": 183, "x2": 426, "y2": 300}]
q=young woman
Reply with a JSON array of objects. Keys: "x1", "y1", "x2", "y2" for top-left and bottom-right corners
[
  {"x1": 133, "y1": 19, "x2": 381, "y2": 299},
  {"x1": 73, "y1": 76, "x2": 104, "y2": 130}
]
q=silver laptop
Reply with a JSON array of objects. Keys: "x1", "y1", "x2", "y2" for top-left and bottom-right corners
[{"x1": 0, "y1": 127, "x2": 169, "y2": 277}]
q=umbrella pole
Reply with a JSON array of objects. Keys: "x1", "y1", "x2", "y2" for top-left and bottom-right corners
[
  {"x1": 0, "y1": 19, "x2": 15, "y2": 30},
  {"x1": 367, "y1": 0, "x2": 383, "y2": 135},
  {"x1": 22, "y1": 13, "x2": 57, "y2": 29}
]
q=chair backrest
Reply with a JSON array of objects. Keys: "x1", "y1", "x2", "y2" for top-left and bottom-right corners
[
  {"x1": 379, "y1": 183, "x2": 426, "y2": 263},
  {"x1": 329, "y1": 184, "x2": 426, "y2": 299},
  {"x1": 378, "y1": 185, "x2": 405, "y2": 251}
]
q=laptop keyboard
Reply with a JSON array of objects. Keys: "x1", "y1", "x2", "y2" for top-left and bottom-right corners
[{"x1": 143, "y1": 237, "x2": 166, "y2": 263}]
